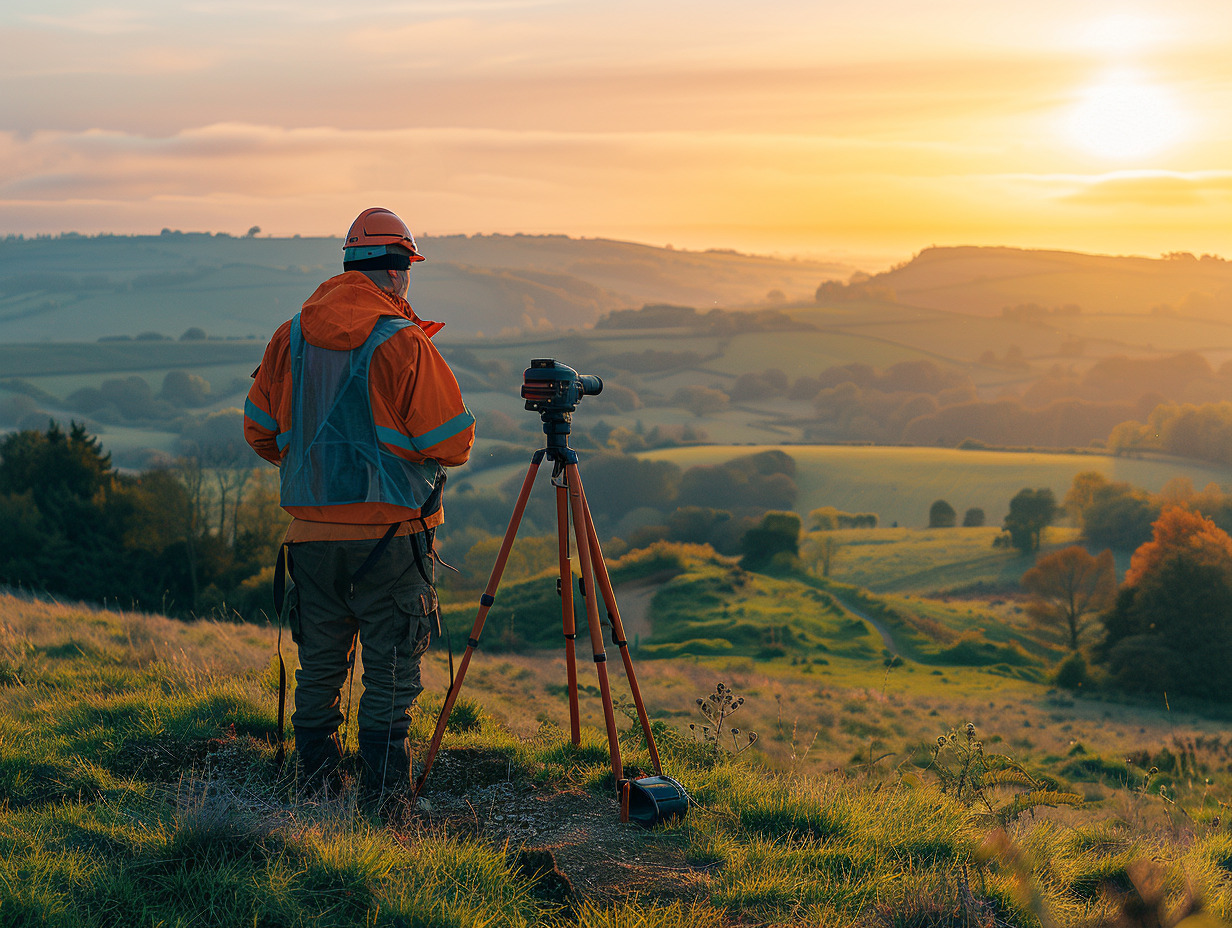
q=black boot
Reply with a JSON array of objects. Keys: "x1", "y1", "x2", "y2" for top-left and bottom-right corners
[
  {"x1": 358, "y1": 734, "x2": 411, "y2": 808},
  {"x1": 294, "y1": 727, "x2": 342, "y2": 796}
]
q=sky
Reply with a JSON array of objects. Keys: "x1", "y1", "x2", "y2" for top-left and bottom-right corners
[{"x1": 2, "y1": 0, "x2": 1231, "y2": 265}]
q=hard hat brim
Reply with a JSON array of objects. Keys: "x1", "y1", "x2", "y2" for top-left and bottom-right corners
[{"x1": 344, "y1": 207, "x2": 427, "y2": 262}]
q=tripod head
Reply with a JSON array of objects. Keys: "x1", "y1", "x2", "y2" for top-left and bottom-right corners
[{"x1": 520, "y1": 358, "x2": 603, "y2": 459}]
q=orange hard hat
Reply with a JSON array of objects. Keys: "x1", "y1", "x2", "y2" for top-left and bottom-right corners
[{"x1": 343, "y1": 207, "x2": 425, "y2": 262}]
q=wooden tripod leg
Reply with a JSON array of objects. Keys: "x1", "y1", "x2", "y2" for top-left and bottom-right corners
[
  {"x1": 413, "y1": 456, "x2": 543, "y2": 799},
  {"x1": 555, "y1": 482, "x2": 581, "y2": 744},
  {"x1": 577, "y1": 477, "x2": 664, "y2": 776},
  {"x1": 564, "y1": 462, "x2": 624, "y2": 787}
]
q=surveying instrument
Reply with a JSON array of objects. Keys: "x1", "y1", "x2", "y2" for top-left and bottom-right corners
[{"x1": 412, "y1": 359, "x2": 688, "y2": 826}]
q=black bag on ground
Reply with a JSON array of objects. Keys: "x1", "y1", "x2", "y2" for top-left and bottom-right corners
[{"x1": 626, "y1": 775, "x2": 690, "y2": 828}]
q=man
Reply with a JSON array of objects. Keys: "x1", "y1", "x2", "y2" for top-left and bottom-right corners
[{"x1": 244, "y1": 207, "x2": 474, "y2": 803}]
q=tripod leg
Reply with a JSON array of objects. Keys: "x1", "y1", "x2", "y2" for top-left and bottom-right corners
[
  {"x1": 577, "y1": 477, "x2": 664, "y2": 776},
  {"x1": 555, "y1": 483, "x2": 582, "y2": 745},
  {"x1": 413, "y1": 455, "x2": 543, "y2": 800},
  {"x1": 564, "y1": 462, "x2": 624, "y2": 787}
]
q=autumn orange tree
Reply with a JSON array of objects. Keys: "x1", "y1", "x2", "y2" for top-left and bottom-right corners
[
  {"x1": 1021, "y1": 546, "x2": 1115, "y2": 650},
  {"x1": 1100, "y1": 506, "x2": 1232, "y2": 701}
]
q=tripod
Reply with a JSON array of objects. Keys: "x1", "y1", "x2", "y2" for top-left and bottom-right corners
[{"x1": 412, "y1": 418, "x2": 664, "y2": 818}]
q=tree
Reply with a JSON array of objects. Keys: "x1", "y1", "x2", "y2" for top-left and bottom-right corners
[
  {"x1": 160, "y1": 370, "x2": 212, "y2": 407},
  {"x1": 740, "y1": 511, "x2": 801, "y2": 571},
  {"x1": 1003, "y1": 488, "x2": 1057, "y2": 554},
  {"x1": 802, "y1": 534, "x2": 841, "y2": 577},
  {"x1": 1064, "y1": 471, "x2": 1109, "y2": 522},
  {"x1": 1124, "y1": 504, "x2": 1232, "y2": 586},
  {"x1": 1081, "y1": 483, "x2": 1159, "y2": 550},
  {"x1": 1021, "y1": 546, "x2": 1115, "y2": 650},
  {"x1": 666, "y1": 506, "x2": 730, "y2": 546},
  {"x1": 672, "y1": 385, "x2": 729, "y2": 418},
  {"x1": 0, "y1": 420, "x2": 113, "y2": 512},
  {"x1": 678, "y1": 454, "x2": 796, "y2": 516},
  {"x1": 962, "y1": 507, "x2": 985, "y2": 527},
  {"x1": 1100, "y1": 506, "x2": 1232, "y2": 701},
  {"x1": 928, "y1": 499, "x2": 956, "y2": 528},
  {"x1": 179, "y1": 409, "x2": 251, "y2": 541},
  {"x1": 572, "y1": 452, "x2": 680, "y2": 527}
]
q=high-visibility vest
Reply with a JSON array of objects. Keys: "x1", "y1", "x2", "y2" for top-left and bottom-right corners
[{"x1": 279, "y1": 313, "x2": 442, "y2": 510}]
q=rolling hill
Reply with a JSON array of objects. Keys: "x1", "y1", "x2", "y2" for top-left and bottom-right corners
[
  {"x1": 862, "y1": 245, "x2": 1232, "y2": 317},
  {"x1": 0, "y1": 232, "x2": 848, "y2": 342}
]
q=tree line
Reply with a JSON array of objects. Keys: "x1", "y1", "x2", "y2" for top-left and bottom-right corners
[
  {"x1": 1109, "y1": 401, "x2": 1232, "y2": 469},
  {"x1": 0, "y1": 421, "x2": 285, "y2": 619},
  {"x1": 441, "y1": 449, "x2": 802, "y2": 586},
  {"x1": 1020, "y1": 505, "x2": 1232, "y2": 704},
  {"x1": 1008, "y1": 470, "x2": 1232, "y2": 703}
]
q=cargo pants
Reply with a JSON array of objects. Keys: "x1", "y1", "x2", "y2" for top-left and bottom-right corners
[{"x1": 285, "y1": 531, "x2": 437, "y2": 741}]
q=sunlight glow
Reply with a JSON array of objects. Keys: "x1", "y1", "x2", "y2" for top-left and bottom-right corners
[
  {"x1": 1076, "y1": 13, "x2": 1169, "y2": 52},
  {"x1": 1066, "y1": 70, "x2": 1189, "y2": 161}
]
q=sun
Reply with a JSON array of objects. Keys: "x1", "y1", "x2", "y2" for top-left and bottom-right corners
[{"x1": 1066, "y1": 69, "x2": 1189, "y2": 161}]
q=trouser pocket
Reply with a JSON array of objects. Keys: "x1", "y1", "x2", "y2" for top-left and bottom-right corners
[
  {"x1": 286, "y1": 584, "x2": 303, "y2": 643},
  {"x1": 394, "y1": 584, "x2": 437, "y2": 660}
]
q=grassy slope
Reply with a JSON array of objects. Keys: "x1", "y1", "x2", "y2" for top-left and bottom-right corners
[
  {"x1": 866, "y1": 246, "x2": 1232, "y2": 316},
  {"x1": 816, "y1": 525, "x2": 1080, "y2": 593},
  {"x1": 0, "y1": 234, "x2": 845, "y2": 343},
  {"x1": 5, "y1": 585, "x2": 1232, "y2": 926}
]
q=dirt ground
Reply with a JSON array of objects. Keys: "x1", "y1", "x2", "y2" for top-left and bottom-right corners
[{"x1": 405, "y1": 747, "x2": 707, "y2": 907}]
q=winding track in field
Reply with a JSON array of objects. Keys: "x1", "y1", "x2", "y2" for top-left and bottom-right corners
[
  {"x1": 827, "y1": 592, "x2": 900, "y2": 657},
  {"x1": 612, "y1": 573, "x2": 901, "y2": 658}
]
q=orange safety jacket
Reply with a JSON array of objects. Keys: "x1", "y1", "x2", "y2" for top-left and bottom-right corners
[{"x1": 244, "y1": 272, "x2": 475, "y2": 541}]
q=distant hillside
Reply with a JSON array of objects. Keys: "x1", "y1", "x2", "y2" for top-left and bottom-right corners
[
  {"x1": 0, "y1": 232, "x2": 848, "y2": 342},
  {"x1": 858, "y1": 245, "x2": 1232, "y2": 317}
]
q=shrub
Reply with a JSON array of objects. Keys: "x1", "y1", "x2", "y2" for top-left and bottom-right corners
[
  {"x1": 1053, "y1": 651, "x2": 1089, "y2": 690},
  {"x1": 740, "y1": 511, "x2": 801, "y2": 571},
  {"x1": 928, "y1": 499, "x2": 956, "y2": 528}
]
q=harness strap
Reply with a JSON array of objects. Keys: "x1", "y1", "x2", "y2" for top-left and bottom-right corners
[
  {"x1": 344, "y1": 521, "x2": 401, "y2": 599},
  {"x1": 272, "y1": 543, "x2": 290, "y2": 767},
  {"x1": 410, "y1": 523, "x2": 454, "y2": 691}
]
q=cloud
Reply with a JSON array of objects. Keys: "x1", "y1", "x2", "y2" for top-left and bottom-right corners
[
  {"x1": 2, "y1": 124, "x2": 1230, "y2": 261},
  {"x1": 0, "y1": 122, "x2": 994, "y2": 201},
  {"x1": 19, "y1": 6, "x2": 153, "y2": 34},
  {"x1": 179, "y1": 0, "x2": 564, "y2": 20},
  {"x1": 0, "y1": 122, "x2": 1005, "y2": 252},
  {"x1": 1042, "y1": 171, "x2": 1232, "y2": 207}
]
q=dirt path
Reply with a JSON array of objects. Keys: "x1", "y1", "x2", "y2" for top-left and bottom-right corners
[
  {"x1": 610, "y1": 570, "x2": 679, "y2": 643},
  {"x1": 611, "y1": 580, "x2": 657, "y2": 642},
  {"x1": 828, "y1": 592, "x2": 899, "y2": 656}
]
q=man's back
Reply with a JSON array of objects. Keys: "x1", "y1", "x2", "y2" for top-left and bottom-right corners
[{"x1": 242, "y1": 208, "x2": 474, "y2": 804}]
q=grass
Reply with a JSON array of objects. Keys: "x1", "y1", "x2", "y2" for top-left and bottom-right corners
[
  {"x1": 0, "y1": 340, "x2": 265, "y2": 379},
  {"x1": 5, "y1": 589, "x2": 1232, "y2": 925},
  {"x1": 814, "y1": 525, "x2": 1036, "y2": 593}
]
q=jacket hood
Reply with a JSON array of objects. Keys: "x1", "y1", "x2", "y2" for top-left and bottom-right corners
[{"x1": 299, "y1": 271, "x2": 442, "y2": 349}]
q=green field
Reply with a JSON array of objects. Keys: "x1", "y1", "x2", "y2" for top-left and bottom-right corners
[
  {"x1": 637, "y1": 444, "x2": 1232, "y2": 527},
  {"x1": 7, "y1": 558, "x2": 1232, "y2": 925},
  {"x1": 817, "y1": 525, "x2": 1046, "y2": 592}
]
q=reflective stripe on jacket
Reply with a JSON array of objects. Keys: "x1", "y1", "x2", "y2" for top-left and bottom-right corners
[{"x1": 244, "y1": 271, "x2": 475, "y2": 527}]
